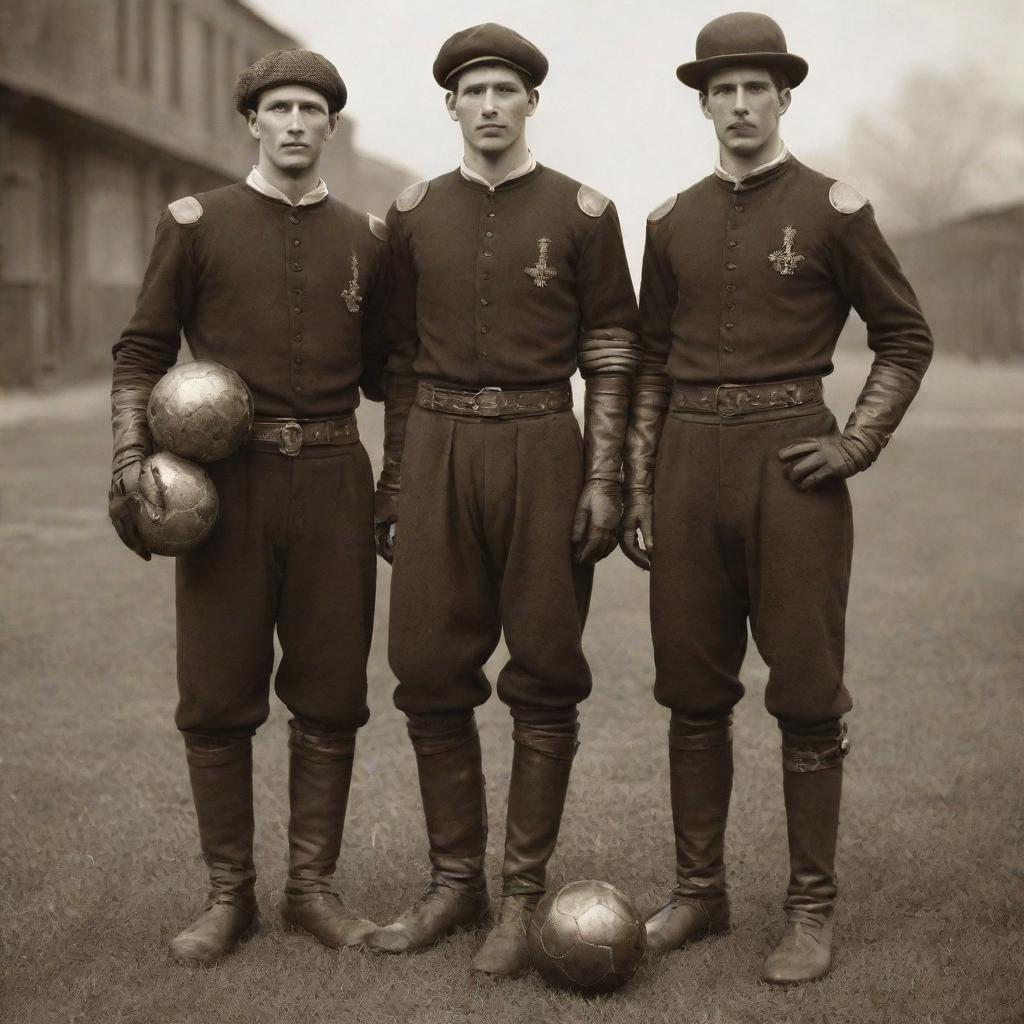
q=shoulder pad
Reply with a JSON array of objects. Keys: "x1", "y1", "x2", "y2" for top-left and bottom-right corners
[
  {"x1": 577, "y1": 184, "x2": 610, "y2": 218},
  {"x1": 168, "y1": 196, "x2": 203, "y2": 225},
  {"x1": 368, "y1": 213, "x2": 387, "y2": 241},
  {"x1": 396, "y1": 180, "x2": 429, "y2": 212},
  {"x1": 829, "y1": 181, "x2": 868, "y2": 215},
  {"x1": 648, "y1": 194, "x2": 678, "y2": 223}
]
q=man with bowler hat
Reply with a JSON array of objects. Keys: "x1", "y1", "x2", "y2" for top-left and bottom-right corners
[
  {"x1": 619, "y1": 13, "x2": 932, "y2": 983},
  {"x1": 109, "y1": 49, "x2": 389, "y2": 964},
  {"x1": 367, "y1": 23, "x2": 640, "y2": 976}
]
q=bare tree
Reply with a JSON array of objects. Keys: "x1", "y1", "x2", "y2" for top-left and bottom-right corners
[{"x1": 832, "y1": 67, "x2": 1024, "y2": 233}]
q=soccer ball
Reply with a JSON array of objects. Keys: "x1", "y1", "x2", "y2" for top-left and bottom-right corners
[
  {"x1": 132, "y1": 452, "x2": 218, "y2": 556},
  {"x1": 148, "y1": 360, "x2": 254, "y2": 463},
  {"x1": 528, "y1": 880, "x2": 646, "y2": 994}
]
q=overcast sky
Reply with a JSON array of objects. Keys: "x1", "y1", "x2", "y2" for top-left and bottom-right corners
[{"x1": 245, "y1": 0, "x2": 1022, "y2": 264}]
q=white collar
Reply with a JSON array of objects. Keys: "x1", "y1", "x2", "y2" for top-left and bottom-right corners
[
  {"x1": 460, "y1": 152, "x2": 537, "y2": 192},
  {"x1": 715, "y1": 142, "x2": 789, "y2": 190},
  {"x1": 246, "y1": 166, "x2": 329, "y2": 207}
]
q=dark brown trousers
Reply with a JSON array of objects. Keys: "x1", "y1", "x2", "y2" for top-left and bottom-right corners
[
  {"x1": 651, "y1": 406, "x2": 854, "y2": 724},
  {"x1": 175, "y1": 444, "x2": 376, "y2": 738},
  {"x1": 389, "y1": 406, "x2": 593, "y2": 716}
]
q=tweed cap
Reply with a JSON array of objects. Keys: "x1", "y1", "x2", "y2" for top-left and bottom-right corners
[
  {"x1": 433, "y1": 23, "x2": 548, "y2": 88},
  {"x1": 676, "y1": 13, "x2": 808, "y2": 90},
  {"x1": 234, "y1": 49, "x2": 347, "y2": 114}
]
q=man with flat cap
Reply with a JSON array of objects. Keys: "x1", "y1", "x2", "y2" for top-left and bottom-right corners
[
  {"x1": 366, "y1": 23, "x2": 640, "y2": 976},
  {"x1": 109, "y1": 48, "x2": 389, "y2": 964},
  {"x1": 620, "y1": 13, "x2": 932, "y2": 984}
]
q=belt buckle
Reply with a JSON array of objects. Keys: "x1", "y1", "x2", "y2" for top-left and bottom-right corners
[
  {"x1": 278, "y1": 420, "x2": 303, "y2": 456},
  {"x1": 715, "y1": 383, "x2": 743, "y2": 418},
  {"x1": 470, "y1": 385, "x2": 503, "y2": 416}
]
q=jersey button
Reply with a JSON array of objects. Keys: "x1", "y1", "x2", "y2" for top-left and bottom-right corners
[
  {"x1": 480, "y1": 299, "x2": 489, "y2": 306},
  {"x1": 734, "y1": 203, "x2": 744, "y2": 212},
  {"x1": 480, "y1": 326, "x2": 489, "y2": 334},
  {"x1": 483, "y1": 250, "x2": 493, "y2": 257},
  {"x1": 726, "y1": 284, "x2": 737, "y2": 292},
  {"x1": 291, "y1": 239, "x2": 301, "y2": 247},
  {"x1": 726, "y1": 262, "x2": 736, "y2": 270},
  {"x1": 485, "y1": 231, "x2": 494, "y2": 238},
  {"x1": 289, "y1": 215, "x2": 299, "y2": 225},
  {"x1": 723, "y1": 345, "x2": 735, "y2": 354},
  {"x1": 728, "y1": 240, "x2": 737, "y2": 248}
]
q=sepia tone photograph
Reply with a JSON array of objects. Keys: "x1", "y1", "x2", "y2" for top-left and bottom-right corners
[{"x1": 1, "y1": 1, "x2": 1021, "y2": 1022}]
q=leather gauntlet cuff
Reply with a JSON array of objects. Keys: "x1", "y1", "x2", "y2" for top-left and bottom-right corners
[
  {"x1": 623, "y1": 366, "x2": 671, "y2": 494},
  {"x1": 583, "y1": 375, "x2": 631, "y2": 483},
  {"x1": 111, "y1": 381, "x2": 158, "y2": 476},
  {"x1": 842, "y1": 361, "x2": 927, "y2": 469},
  {"x1": 376, "y1": 372, "x2": 418, "y2": 510},
  {"x1": 577, "y1": 328, "x2": 641, "y2": 380}
]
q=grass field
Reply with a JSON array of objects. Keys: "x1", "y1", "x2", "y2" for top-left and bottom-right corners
[{"x1": 1, "y1": 349, "x2": 1022, "y2": 1024}]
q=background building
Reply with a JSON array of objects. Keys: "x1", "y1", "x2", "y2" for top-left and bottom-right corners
[
  {"x1": 0, "y1": 0, "x2": 416, "y2": 388},
  {"x1": 893, "y1": 204, "x2": 1024, "y2": 362}
]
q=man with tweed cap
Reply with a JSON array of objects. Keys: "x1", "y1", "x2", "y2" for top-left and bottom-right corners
[
  {"x1": 620, "y1": 13, "x2": 932, "y2": 984},
  {"x1": 366, "y1": 23, "x2": 640, "y2": 976},
  {"x1": 109, "y1": 49, "x2": 388, "y2": 964}
]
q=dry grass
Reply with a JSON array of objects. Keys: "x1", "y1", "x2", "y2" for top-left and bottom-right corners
[{"x1": 1, "y1": 345, "x2": 1022, "y2": 1023}]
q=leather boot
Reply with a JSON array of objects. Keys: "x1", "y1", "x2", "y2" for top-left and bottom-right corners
[
  {"x1": 645, "y1": 715, "x2": 732, "y2": 953},
  {"x1": 281, "y1": 722, "x2": 377, "y2": 948},
  {"x1": 169, "y1": 737, "x2": 259, "y2": 966},
  {"x1": 762, "y1": 721, "x2": 849, "y2": 985},
  {"x1": 367, "y1": 714, "x2": 489, "y2": 953},
  {"x1": 471, "y1": 719, "x2": 578, "y2": 977}
]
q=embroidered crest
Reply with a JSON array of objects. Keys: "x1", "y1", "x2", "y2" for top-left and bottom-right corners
[
  {"x1": 525, "y1": 238, "x2": 558, "y2": 288},
  {"x1": 768, "y1": 226, "x2": 805, "y2": 276},
  {"x1": 341, "y1": 251, "x2": 361, "y2": 312}
]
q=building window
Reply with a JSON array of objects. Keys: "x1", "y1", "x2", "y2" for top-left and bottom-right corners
[
  {"x1": 138, "y1": 0, "x2": 153, "y2": 90},
  {"x1": 204, "y1": 20, "x2": 217, "y2": 131},
  {"x1": 115, "y1": 0, "x2": 130, "y2": 81},
  {"x1": 167, "y1": 1, "x2": 183, "y2": 107},
  {"x1": 223, "y1": 34, "x2": 237, "y2": 126}
]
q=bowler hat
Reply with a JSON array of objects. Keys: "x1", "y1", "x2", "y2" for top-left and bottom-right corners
[
  {"x1": 433, "y1": 23, "x2": 548, "y2": 88},
  {"x1": 234, "y1": 49, "x2": 347, "y2": 114},
  {"x1": 676, "y1": 12, "x2": 808, "y2": 90}
]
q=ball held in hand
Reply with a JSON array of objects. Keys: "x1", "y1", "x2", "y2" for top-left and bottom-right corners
[
  {"x1": 132, "y1": 452, "x2": 218, "y2": 556},
  {"x1": 148, "y1": 360, "x2": 254, "y2": 463}
]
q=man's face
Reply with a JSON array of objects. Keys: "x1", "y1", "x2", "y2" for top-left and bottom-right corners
[
  {"x1": 700, "y1": 66, "x2": 790, "y2": 161},
  {"x1": 247, "y1": 85, "x2": 336, "y2": 172},
  {"x1": 445, "y1": 64, "x2": 538, "y2": 157}
]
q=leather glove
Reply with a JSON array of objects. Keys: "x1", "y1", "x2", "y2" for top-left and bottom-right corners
[
  {"x1": 374, "y1": 373, "x2": 417, "y2": 564},
  {"x1": 573, "y1": 376, "x2": 630, "y2": 566},
  {"x1": 779, "y1": 362, "x2": 924, "y2": 491},
  {"x1": 619, "y1": 491, "x2": 654, "y2": 572},
  {"x1": 109, "y1": 383, "x2": 156, "y2": 560},
  {"x1": 618, "y1": 367, "x2": 670, "y2": 571}
]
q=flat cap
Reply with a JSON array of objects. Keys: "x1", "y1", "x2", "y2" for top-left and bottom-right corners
[
  {"x1": 676, "y1": 13, "x2": 808, "y2": 90},
  {"x1": 234, "y1": 48, "x2": 347, "y2": 114},
  {"x1": 433, "y1": 23, "x2": 548, "y2": 88}
]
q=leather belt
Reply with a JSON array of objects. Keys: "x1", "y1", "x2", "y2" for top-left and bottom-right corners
[
  {"x1": 416, "y1": 381, "x2": 573, "y2": 419},
  {"x1": 248, "y1": 414, "x2": 358, "y2": 456},
  {"x1": 670, "y1": 376, "x2": 824, "y2": 418}
]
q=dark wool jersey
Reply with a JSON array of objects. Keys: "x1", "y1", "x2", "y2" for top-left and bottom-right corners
[
  {"x1": 640, "y1": 156, "x2": 933, "y2": 385},
  {"x1": 113, "y1": 182, "x2": 390, "y2": 417},
  {"x1": 386, "y1": 164, "x2": 639, "y2": 388}
]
